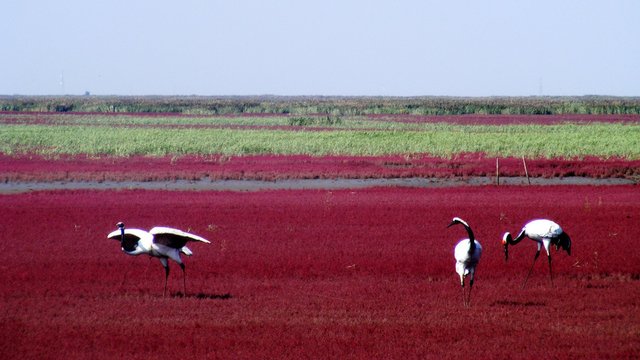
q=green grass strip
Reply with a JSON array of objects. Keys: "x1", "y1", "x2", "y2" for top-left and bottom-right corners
[
  {"x1": 1, "y1": 123, "x2": 638, "y2": 159},
  {"x1": 0, "y1": 113, "x2": 462, "y2": 130}
]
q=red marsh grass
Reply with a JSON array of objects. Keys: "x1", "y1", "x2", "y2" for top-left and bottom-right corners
[
  {"x1": 2, "y1": 153, "x2": 639, "y2": 182},
  {"x1": 1, "y1": 186, "x2": 639, "y2": 358}
]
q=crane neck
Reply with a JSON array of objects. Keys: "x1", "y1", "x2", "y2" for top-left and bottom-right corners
[
  {"x1": 462, "y1": 224, "x2": 476, "y2": 253},
  {"x1": 462, "y1": 224, "x2": 475, "y2": 243},
  {"x1": 119, "y1": 227, "x2": 125, "y2": 247},
  {"x1": 504, "y1": 229, "x2": 526, "y2": 245}
]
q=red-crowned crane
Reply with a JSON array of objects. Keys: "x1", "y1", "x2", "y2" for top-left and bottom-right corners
[
  {"x1": 502, "y1": 219, "x2": 571, "y2": 288},
  {"x1": 107, "y1": 222, "x2": 210, "y2": 296},
  {"x1": 447, "y1": 217, "x2": 483, "y2": 307}
]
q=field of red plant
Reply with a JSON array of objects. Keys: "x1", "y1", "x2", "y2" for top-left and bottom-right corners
[
  {"x1": 1, "y1": 186, "x2": 639, "y2": 359},
  {"x1": 3, "y1": 153, "x2": 640, "y2": 182}
]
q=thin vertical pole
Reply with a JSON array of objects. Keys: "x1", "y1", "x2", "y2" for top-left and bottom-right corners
[{"x1": 522, "y1": 156, "x2": 531, "y2": 185}]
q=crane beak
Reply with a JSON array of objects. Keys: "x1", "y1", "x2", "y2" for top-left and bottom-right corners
[
  {"x1": 504, "y1": 243, "x2": 509, "y2": 261},
  {"x1": 501, "y1": 232, "x2": 511, "y2": 261},
  {"x1": 446, "y1": 221, "x2": 456, "y2": 228}
]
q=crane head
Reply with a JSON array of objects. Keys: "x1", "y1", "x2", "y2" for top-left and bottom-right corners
[
  {"x1": 447, "y1": 217, "x2": 467, "y2": 229},
  {"x1": 117, "y1": 222, "x2": 125, "y2": 229},
  {"x1": 502, "y1": 232, "x2": 512, "y2": 261}
]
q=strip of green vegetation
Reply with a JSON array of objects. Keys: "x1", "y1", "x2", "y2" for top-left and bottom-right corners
[
  {"x1": 1, "y1": 123, "x2": 638, "y2": 159},
  {"x1": 0, "y1": 112, "x2": 356, "y2": 128},
  {"x1": 7, "y1": 112, "x2": 637, "y2": 132},
  {"x1": 0, "y1": 112, "x2": 481, "y2": 130}
]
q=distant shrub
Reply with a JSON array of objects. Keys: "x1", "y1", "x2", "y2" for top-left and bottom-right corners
[
  {"x1": 288, "y1": 115, "x2": 343, "y2": 126},
  {"x1": 53, "y1": 103, "x2": 74, "y2": 112},
  {"x1": 2, "y1": 95, "x2": 640, "y2": 115}
]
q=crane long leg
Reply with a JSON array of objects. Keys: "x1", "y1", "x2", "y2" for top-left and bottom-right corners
[
  {"x1": 158, "y1": 258, "x2": 170, "y2": 297},
  {"x1": 163, "y1": 265, "x2": 170, "y2": 297},
  {"x1": 522, "y1": 249, "x2": 541, "y2": 289},
  {"x1": 547, "y1": 255, "x2": 554, "y2": 286},
  {"x1": 179, "y1": 263, "x2": 186, "y2": 296},
  {"x1": 460, "y1": 275, "x2": 466, "y2": 307},
  {"x1": 468, "y1": 278, "x2": 474, "y2": 307}
]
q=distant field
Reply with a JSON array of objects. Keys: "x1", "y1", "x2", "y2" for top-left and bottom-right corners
[
  {"x1": 1, "y1": 112, "x2": 639, "y2": 159},
  {"x1": 3, "y1": 94, "x2": 640, "y2": 115}
]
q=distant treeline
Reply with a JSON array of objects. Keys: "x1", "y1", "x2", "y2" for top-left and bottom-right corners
[{"x1": 2, "y1": 95, "x2": 640, "y2": 115}]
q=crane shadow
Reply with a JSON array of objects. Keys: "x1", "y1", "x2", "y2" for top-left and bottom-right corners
[
  {"x1": 171, "y1": 292, "x2": 233, "y2": 300},
  {"x1": 490, "y1": 299, "x2": 546, "y2": 307}
]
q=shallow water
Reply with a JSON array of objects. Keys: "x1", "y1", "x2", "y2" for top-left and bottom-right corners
[{"x1": 0, "y1": 176, "x2": 635, "y2": 193}]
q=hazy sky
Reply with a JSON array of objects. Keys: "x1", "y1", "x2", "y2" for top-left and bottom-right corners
[{"x1": 2, "y1": 0, "x2": 639, "y2": 96}]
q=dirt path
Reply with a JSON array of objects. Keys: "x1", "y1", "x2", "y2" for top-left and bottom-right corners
[{"x1": 0, "y1": 176, "x2": 635, "y2": 193}]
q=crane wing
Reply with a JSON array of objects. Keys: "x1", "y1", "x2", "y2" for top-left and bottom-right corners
[
  {"x1": 546, "y1": 225, "x2": 564, "y2": 238},
  {"x1": 107, "y1": 228, "x2": 149, "y2": 252},
  {"x1": 150, "y1": 227, "x2": 211, "y2": 249}
]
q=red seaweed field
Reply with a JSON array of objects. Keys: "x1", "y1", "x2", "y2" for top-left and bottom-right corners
[
  {"x1": 1, "y1": 186, "x2": 639, "y2": 359},
  {"x1": 3, "y1": 153, "x2": 640, "y2": 182}
]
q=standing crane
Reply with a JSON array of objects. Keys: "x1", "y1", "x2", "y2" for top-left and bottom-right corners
[
  {"x1": 447, "y1": 217, "x2": 483, "y2": 307},
  {"x1": 107, "y1": 222, "x2": 210, "y2": 296},
  {"x1": 502, "y1": 219, "x2": 571, "y2": 288}
]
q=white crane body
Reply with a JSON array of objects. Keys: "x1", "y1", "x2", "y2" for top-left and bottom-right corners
[
  {"x1": 515, "y1": 219, "x2": 564, "y2": 256},
  {"x1": 455, "y1": 239, "x2": 482, "y2": 279},
  {"x1": 448, "y1": 217, "x2": 482, "y2": 307}
]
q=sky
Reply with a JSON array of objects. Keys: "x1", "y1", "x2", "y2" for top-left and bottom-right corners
[{"x1": 2, "y1": 0, "x2": 639, "y2": 96}]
